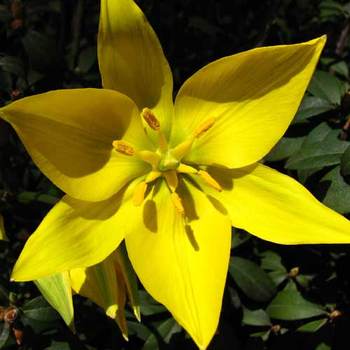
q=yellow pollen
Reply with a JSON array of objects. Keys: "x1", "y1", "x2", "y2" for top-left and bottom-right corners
[
  {"x1": 193, "y1": 117, "x2": 216, "y2": 138},
  {"x1": 112, "y1": 140, "x2": 135, "y2": 156},
  {"x1": 197, "y1": 170, "x2": 222, "y2": 191},
  {"x1": 164, "y1": 170, "x2": 178, "y2": 192},
  {"x1": 141, "y1": 108, "x2": 160, "y2": 131},
  {"x1": 171, "y1": 192, "x2": 184, "y2": 214},
  {"x1": 133, "y1": 181, "x2": 148, "y2": 206}
]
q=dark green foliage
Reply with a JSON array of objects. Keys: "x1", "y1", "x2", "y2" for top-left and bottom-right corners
[{"x1": 1, "y1": 0, "x2": 350, "y2": 349}]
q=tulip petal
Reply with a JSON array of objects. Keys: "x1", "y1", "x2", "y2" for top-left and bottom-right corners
[
  {"x1": 173, "y1": 36, "x2": 326, "y2": 168},
  {"x1": 70, "y1": 252, "x2": 129, "y2": 339},
  {"x1": 207, "y1": 163, "x2": 350, "y2": 244},
  {"x1": 0, "y1": 89, "x2": 151, "y2": 201},
  {"x1": 125, "y1": 180, "x2": 231, "y2": 349},
  {"x1": 11, "y1": 183, "x2": 137, "y2": 281},
  {"x1": 70, "y1": 253, "x2": 119, "y2": 319},
  {"x1": 35, "y1": 272, "x2": 75, "y2": 330},
  {"x1": 99, "y1": 0, "x2": 174, "y2": 137}
]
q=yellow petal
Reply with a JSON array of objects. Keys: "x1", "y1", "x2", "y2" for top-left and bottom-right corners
[
  {"x1": 70, "y1": 253, "x2": 119, "y2": 319},
  {"x1": 114, "y1": 245, "x2": 141, "y2": 321},
  {"x1": 173, "y1": 36, "x2": 326, "y2": 168},
  {"x1": 11, "y1": 183, "x2": 137, "y2": 281},
  {"x1": 207, "y1": 163, "x2": 350, "y2": 244},
  {"x1": 98, "y1": 0, "x2": 174, "y2": 138},
  {"x1": 35, "y1": 272, "x2": 75, "y2": 330},
  {"x1": 70, "y1": 252, "x2": 129, "y2": 339},
  {"x1": 125, "y1": 180, "x2": 231, "y2": 349},
  {"x1": 0, "y1": 89, "x2": 151, "y2": 201},
  {"x1": 0, "y1": 214, "x2": 8, "y2": 241}
]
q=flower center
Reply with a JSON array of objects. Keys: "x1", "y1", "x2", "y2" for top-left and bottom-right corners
[{"x1": 112, "y1": 108, "x2": 221, "y2": 215}]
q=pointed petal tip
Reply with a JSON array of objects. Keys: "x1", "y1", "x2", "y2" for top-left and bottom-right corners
[
  {"x1": 106, "y1": 305, "x2": 118, "y2": 319},
  {"x1": 133, "y1": 306, "x2": 141, "y2": 322}
]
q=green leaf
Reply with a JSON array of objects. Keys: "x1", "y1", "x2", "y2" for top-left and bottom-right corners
[
  {"x1": 128, "y1": 321, "x2": 152, "y2": 341},
  {"x1": 139, "y1": 291, "x2": 166, "y2": 316},
  {"x1": 297, "y1": 318, "x2": 327, "y2": 333},
  {"x1": 231, "y1": 230, "x2": 250, "y2": 249},
  {"x1": 330, "y1": 61, "x2": 349, "y2": 79},
  {"x1": 242, "y1": 308, "x2": 272, "y2": 327},
  {"x1": 35, "y1": 272, "x2": 74, "y2": 330},
  {"x1": 45, "y1": 341, "x2": 72, "y2": 350},
  {"x1": 76, "y1": 46, "x2": 97, "y2": 74},
  {"x1": 22, "y1": 30, "x2": 59, "y2": 72},
  {"x1": 319, "y1": 166, "x2": 350, "y2": 214},
  {"x1": 266, "y1": 137, "x2": 304, "y2": 162},
  {"x1": 0, "y1": 214, "x2": 7, "y2": 241},
  {"x1": 294, "y1": 96, "x2": 334, "y2": 123},
  {"x1": 16, "y1": 191, "x2": 59, "y2": 205},
  {"x1": 229, "y1": 257, "x2": 276, "y2": 302},
  {"x1": 142, "y1": 318, "x2": 181, "y2": 350},
  {"x1": 341, "y1": 145, "x2": 350, "y2": 176},
  {"x1": 286, "y1": 123, "x2": 348, "y2": 170},
  {"x1": 316, "y1": 343, "x2": 331, "y2": 350},
  {"x1": 0, "y1": 323, "x2": 10, "y2": 348},
  {"x1": 0, "y1": 56, "x2": 25, "y2": 77},
  {"x1": 260, "y1": 251, "x2": 286, "y2": 273},
  {"x1": 22, "y1": 296, "x2": 60, "y2": 322},
  {"x1": 266, "y1": 281, "x2": 326, "y2": 321},
  {"x1": 260, "y1": 251, "x2": 287, "y2": 286},
  {"x1": 308, "y1": 70, "x2": 345, "y2": 105}
]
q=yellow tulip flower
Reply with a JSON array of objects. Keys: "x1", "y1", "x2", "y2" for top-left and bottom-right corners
[{"x1": 1, "y1": 0, "x2": 350, "y2": 348}]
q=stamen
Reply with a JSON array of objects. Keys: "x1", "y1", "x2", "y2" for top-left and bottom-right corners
[
  {"x1": 136, "y1": 150, "x2": 161, "y2": 168},
  {"x1": 133, "y1": 181, "x2": 148, "y2": 206},
  {"x1": 141, "y1": 108, "x2": 160, "y2": 131},
  {"x1": 145, "y1": 171, "x2": 162, "y2": 183},
  {"x1": 197, "y1": 170, "x2": 222, "y2": 191},
  {"x1": 177, "y1": 164, "x2": 198, "y2": 174},
  {"x1": 141, "y1": 107, "x2": 168, "y2": 152},
  {"x1": 193, "y1": 117, "x2": 216, "y2": 138},
  {"x1": 171, "y1": 192, "x2": 184, "y2": 215},
  {"x1": 164, "y1": 170, "x2": 178, "y2": 192},
  {"x1": 171, "y1": 138, "x2": 194, "y2": 160},
  {"x1": 112, "y1": 140, "x2": 135, "y2": 156}
]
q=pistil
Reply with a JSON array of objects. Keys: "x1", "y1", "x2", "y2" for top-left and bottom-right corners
[{"x1": 113, "y1": 110, "x2": 220, "y2": 213}]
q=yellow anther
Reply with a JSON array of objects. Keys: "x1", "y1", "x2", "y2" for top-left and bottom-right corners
[
  {"x1": 141, "y1": 108, "x2": 160, "y2": 131},
  {"x1": 164, "y1": 170, "x2": 178, "y2": 192},
  {"x1": 193, "y1": 117, "x2": 216, "y2": 138},
  {"x1": 145, "y1": 171, "x2": 161, "y2": 183},
  {"x1": 177, "y1": 164, "x2": 198, "y2": 174},
  {"x1": 197, "y1": 170, "x2": 222, "y2": 192},
  {"x1": 112, "y1": 140, "x2": 135, "y2": 156},
  {"x1": 133, "y1": 181, "x2": 148, "y2": 206},
  {"x1": 171, "y1": 192, "x2": 184, "y2": 215},
  {"x1": 136, "y1": 150, "x2": 161, "y2": 168}
]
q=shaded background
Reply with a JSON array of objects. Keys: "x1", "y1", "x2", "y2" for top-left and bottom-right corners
[{"x1": 1, "y1": 0, "x2": 350, "y2": 349}]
